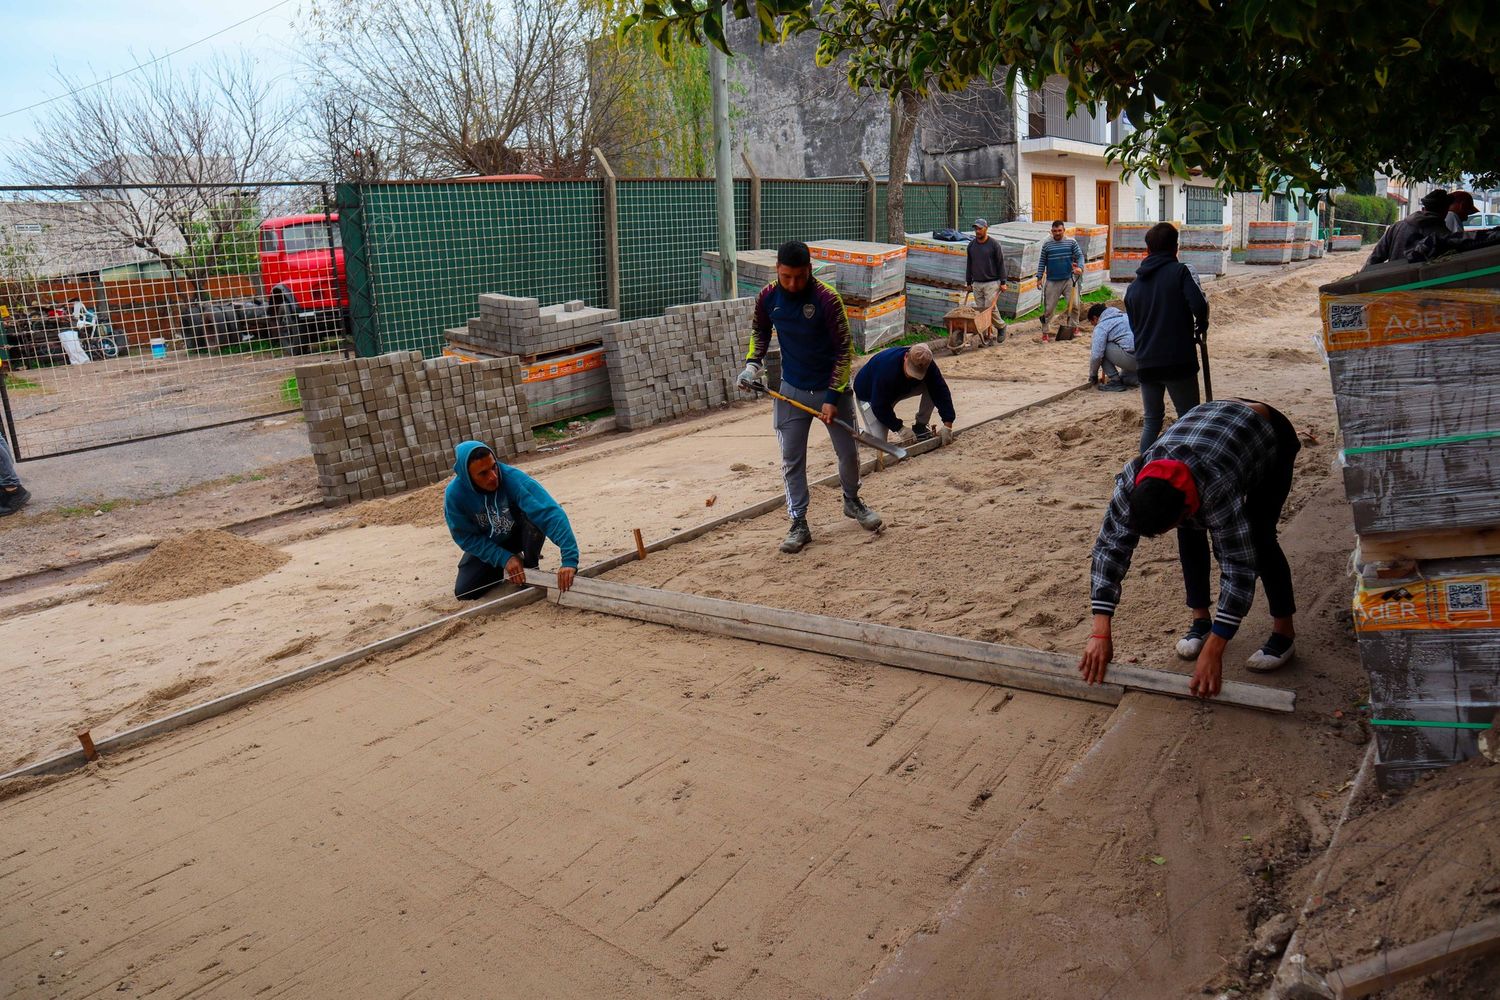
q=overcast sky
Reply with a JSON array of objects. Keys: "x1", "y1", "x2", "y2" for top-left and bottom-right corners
[{"x1": 0, "y1": 0, "x2": 305, "y2": 183}]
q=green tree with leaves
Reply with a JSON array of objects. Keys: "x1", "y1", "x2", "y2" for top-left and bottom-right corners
[{"x1": 627, "y1": 0, "x2": 1498, "y2": 194}]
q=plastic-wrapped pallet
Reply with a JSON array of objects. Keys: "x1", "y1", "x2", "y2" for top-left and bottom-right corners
[
  {"x1": 1180, "y1": 224, "x2": 1231, "y2": 251},
  {"x1": 1308, "y1": 240, "x2": 1326, "y2": 259},
  {"x1": 1329, "y1": 234, "x2": 1364, "y2": 252},
  {"x1": 1245, "y1": 242, "x2": 1296, "y2": 264},
  {"x1": 1290, "y1": 238, "x2": 1310, "y2": 262},
  {"x1": 700, "y1": 249, "x2": 836, "y2": 300},
  {"x1": 1179, "y1": 249, "x2": 1230, "y2": 277},
  {"x1": 996, "y1": 277, "x2": 1041, "y2": 318},
  {"x1": 1080, "y1": 257, "x2": 1108, "y2": 293},
  {"x1": 808, "y1": 241, "x2": 906, "y2": 303},
  {"x1": 1071, "y1": 224, "x2": 1109, "y2": 261},
  {"x1": 904, "y1": 232, "x2": 971, "y2": 286},
  {"x1": 1110, "y1": 251, "x2": 1147, "y2": 281},
  {"x1": 1321, "y1": 285, "x2": 1500, "y2": 536},
  {"x1": 905, "y1": 281, "x2": 967, "y2": 328},
  {"x1": 995, "y1": 233, "x2": 1042, "y2": 280},
  {"x1": 1248, "y1": 220, "x2": 1296, "y2": 243},
  {"x1": 846, "y1": 295, "x2": 907, "y2": 352},
  {"x1": 1351, "y1": 556, "x2": 1500, "y2": 787},
  {"x1": 1113, "y1": 223, "x2": 1153, "y2": 251}
]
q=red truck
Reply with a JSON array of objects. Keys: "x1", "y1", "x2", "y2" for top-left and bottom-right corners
[{"x1": 259, "y1": 213, "x2": 347, "y2": 355}]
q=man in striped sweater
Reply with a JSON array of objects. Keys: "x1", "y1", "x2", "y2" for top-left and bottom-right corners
[
  {"x1": 1034, "y1": 220, "x2": 1085, "y2": 342},
  {"x1": 738, "y1": 241, "x2": 883, "y2": 554},
  {"x1": 1078, "y1": 399, "x2": 1302, "y2": 699}
]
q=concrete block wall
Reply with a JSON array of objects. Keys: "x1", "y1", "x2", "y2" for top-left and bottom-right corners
[
  {"x1": 446, "y1": 294, "x2": 619, "y2": 359},
  {"x1": 298, "y1": 351, "x2": 534, "y2": 505},
  {"x1": 601, "y1": 297, "x2": 757, "y2": 431}
]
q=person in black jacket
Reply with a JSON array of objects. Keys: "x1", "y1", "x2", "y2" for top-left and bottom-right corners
[
  {"x1": 1364, "y1": 189, "x2": 1451, "y2": 267},
  {"x1": 1124, "y1": 223, "x2": 1209, "y2": 454}
]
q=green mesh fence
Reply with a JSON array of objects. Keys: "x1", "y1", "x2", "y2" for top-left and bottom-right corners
[
  {"x1": 341, "y1": 181, "x2": 606, "y2": 356},
  {"x1": 959, "y1": 185, "x2": 1009, "y2": 229},
  {"x1": 342, "y1": 176, "x2": 1005, "y2": 357},
  {"x1": 761, "y1": 179, "x2": 867, "y2": 248}
]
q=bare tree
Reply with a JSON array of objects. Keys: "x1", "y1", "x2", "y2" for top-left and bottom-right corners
[
  {"x1": 6, "y1": 56, "x2": 299, "y2": 296},
  {"x1": 305, "y1": 0, "x2": 632, "y2": 178}
]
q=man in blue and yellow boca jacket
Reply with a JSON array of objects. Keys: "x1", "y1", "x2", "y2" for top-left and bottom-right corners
[
  {"x1": 737, "y1": 240, "x2": 883, "y2": 554},
  {"x1": 443, "y1": 440, "x2": 580, "y2": 599}
]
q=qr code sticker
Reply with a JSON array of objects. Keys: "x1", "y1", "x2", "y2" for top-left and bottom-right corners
[
  {"x1": 1327, "y1": 303, "x2": 1368, "y2": 334},
  {"x1": 1447, "y1": 582, "x2": 1487, "y2": 613}
]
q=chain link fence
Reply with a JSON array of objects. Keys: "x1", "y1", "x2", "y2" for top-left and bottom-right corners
[{"x1": 0, "y1": 182, "x2": 346, "y2": 460}]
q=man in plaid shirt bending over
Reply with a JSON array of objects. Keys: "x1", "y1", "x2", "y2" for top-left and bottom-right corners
[{"x1": 1078, "y1": 399, "x2": 1301, "y2": 698}]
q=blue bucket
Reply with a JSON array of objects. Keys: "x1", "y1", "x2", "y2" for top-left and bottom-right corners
[{"x1": 150, "y1": 338, "x2": 166, "y2": 360}]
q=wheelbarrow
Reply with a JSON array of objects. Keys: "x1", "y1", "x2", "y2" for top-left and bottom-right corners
[{"x1": 943, "y1": 291, "x2": 1005, "y2": 353}]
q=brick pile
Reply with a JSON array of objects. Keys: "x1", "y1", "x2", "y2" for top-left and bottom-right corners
[
  {"x1": 1290, "y1": 220, "x2": 1313, "y2": 261},
  {"x1": 1246, "y1": 220, "x2": 1297, "y2": 264},
  {"x1": 601, "y1": 297, "x2": 756, "y2": 431},
  {"x1": 445, "y1": 295, "x2": 618, "y2": 359},
  {"x1": 298, "y1": 351, "x2": 533, "y2": 505},
  {"x1": 1180, "y1": 223, "x2": 1231, "y2": 277},
  {"x1": 808, "y1": 240, "x2": 908, "y2": 350},
  {"x1": 1329, "y1": 234, "x2": 1364, "y2": 252}
]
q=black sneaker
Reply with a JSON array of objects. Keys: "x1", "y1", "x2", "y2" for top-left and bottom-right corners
[
  {"x1": 781, "y1": 516, "x2": 812, "y2": 553},
  {"x1": 911, "y1": 423, "x2": 935, "y2": 442},
  {"x1": 0, "y1": 486, "x2": 30, "y2": 517}
]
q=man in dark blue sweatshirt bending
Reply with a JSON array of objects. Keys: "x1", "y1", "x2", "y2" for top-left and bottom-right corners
[{"x1": 853, "y1": 342, "x2": 956, "y2": 446}]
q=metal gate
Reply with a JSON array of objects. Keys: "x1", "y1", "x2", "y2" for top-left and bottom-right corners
[
  {"x1": 0, "y1": 181, "x2": 347, "y2": 461},
  {"x1": 1184, "y1": 185, "x2": 1226, "y2": 225}
]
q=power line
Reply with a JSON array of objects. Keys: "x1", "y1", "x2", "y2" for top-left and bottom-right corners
[{"x1": 0, "y1": 0, "x2": 299, "y2": 121}]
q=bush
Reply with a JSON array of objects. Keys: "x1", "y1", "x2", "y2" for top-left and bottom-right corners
[{"x1": 1332, "y1": 193, "x2": 1402, "y2": 244}]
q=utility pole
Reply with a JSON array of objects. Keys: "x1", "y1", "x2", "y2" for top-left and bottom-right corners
[{"x1": 709, "y1": 4, "x2": 737, "y2": 299}]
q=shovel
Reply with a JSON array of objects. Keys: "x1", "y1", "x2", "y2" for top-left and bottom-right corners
[{"x1": 747, "y1": 381, "x2": 908, "y2": 460}]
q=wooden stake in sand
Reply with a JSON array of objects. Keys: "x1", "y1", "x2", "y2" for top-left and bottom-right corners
[
  {"x1": 633, "y1": 528, "x2": 647, "y2": 561},
  {"x1": 76, "y1": 731, "x2": 98, "y2": 762},
  {"x1": 525, "y1": 571, "x2": 1296, "y2": 714}
]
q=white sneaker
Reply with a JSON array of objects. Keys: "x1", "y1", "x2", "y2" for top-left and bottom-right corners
[
  {"x1": 1246, "y1": 641, "x2": 1295, "y2": 672},
  {"x1": 1176, "y1": 634, "x2": 1205, "y2": 659}
]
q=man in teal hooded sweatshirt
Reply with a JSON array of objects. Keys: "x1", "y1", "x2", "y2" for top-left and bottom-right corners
[{"x1": 444, "y1": 440, "x2": 580, "y2": 599}]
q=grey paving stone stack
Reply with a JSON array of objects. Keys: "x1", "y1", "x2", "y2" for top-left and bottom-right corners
[
  {"x1": 601, "y1": 296, "x2": 756, "y2": 431},
  {"x1": 297, "y1": 350, "x2": 534, "y2": 505},
  {"x1": 446, "y1": 294, "x2": 618, "y2": 359}
]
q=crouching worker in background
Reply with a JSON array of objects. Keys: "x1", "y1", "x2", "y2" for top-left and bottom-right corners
[
  {"x1": 853, "y1": 342, "x2": 956, "y2": 446},
  {"x1": 444, "y1": 440, "x2": 579, "y2": 599}
]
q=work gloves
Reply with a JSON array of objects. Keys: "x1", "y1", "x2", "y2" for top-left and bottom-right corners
[
  {"x1": 737, "y1": 361, "x2": 764, "y2": 391},
  {"x1": 938, "y1": 425, "x2": 954, "y2": 446}
]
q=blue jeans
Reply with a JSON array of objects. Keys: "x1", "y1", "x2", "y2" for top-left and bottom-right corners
[
  {"x1": 1139, "y1": 376, "x2": 1201, "y2": 454},
  {"x1": 0, "y1": 434, "x2": 18, "y2": 489}
]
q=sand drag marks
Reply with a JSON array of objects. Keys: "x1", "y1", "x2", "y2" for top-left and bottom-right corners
[{"x1": 0, "y1": 605, "x2": 1105, "y2": 999}]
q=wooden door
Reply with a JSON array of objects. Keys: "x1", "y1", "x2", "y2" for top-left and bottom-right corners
[
  {"x1": 1032, "y1": 175, "x2": 1067, "y2": 223},
  {"x1": 1095, "y1": 181, "x2": 1113, "y2": 256}
]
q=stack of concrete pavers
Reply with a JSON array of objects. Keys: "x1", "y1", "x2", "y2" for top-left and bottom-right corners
[
  {"x1": 1246, "y1": 220, "x2": 1298, "y2": 264},
  {"x1": 446, "y1": 295, "x2": 618, "y2": 359},
  {"x1": 1329, "y1": 233, "x2": 1364, "y2": 252},
  {"x1": 1290, "y1": 220, "x2": 1313, "y2": 261},
  {"x1": 298, "y1": 351, "x2": 533, "y2": 505},
  {"x1": 700, "y1": 249, "x2": 837, "y2": 300},
  {"x1": 601, "y1": 296, "x2": 757, "y2": 431},
  {"x1": 1180, "y1": 223, "x2": 1232, "y2": 277},
  {"x1": 808, "y1": 240, "x2": 908, "y2": 350}
]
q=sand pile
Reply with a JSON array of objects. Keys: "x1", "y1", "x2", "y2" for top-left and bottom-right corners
[
  {"x1": 99, "y1": 529, "x2": 290, "y2": 604},
  {"x1": 357, "y1": 482, "x2": 446, "y2": 527}
]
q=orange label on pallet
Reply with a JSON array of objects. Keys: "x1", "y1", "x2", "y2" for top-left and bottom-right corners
[
  {"x1": 1085, "y1": 258, "x2": 1107, "y2": 273},
  {"x1": 1320, "y1": 289, "x2": 1500, "y2": 352},
  {"x1": 1111, "y1": 251, "x2": 1149, "y2": 261},
  {"x1": 906, "y1": 239, "x2": 967, "y2": 257},
  {"x1": 846, "y1": 295, "x2": 907, "y2": 320},
  {"x1": 442, "y1": 346, "x2": 607, "y2": 382},
  {"x1": 809, "y1": 241, "x2": 908, "y2": 266},
  {"x1": 1354, "y1": 573, "x2": 1500, "y2": 632}
]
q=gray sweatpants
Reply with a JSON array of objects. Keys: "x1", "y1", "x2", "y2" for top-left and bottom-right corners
[
  {"x1": 774, "y1": 383, "x2": 861, "y2": 520},
  {"x1": 1040, "y1": 277, "x2": 1076, "y2": 332},
  {"x1": 0, "y1": 434, "x2": 18, "y2": 489}
]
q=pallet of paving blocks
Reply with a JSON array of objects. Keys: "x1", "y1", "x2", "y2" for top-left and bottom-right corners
[
  {"x1": 1352, "y1": 556, "x2": 1500, "y2": 788},
  {"x1": 1290, "y1": 221, "x2": 1313, "y2": 261},
  {"x1": 846, "y1": 295, "x2": 907, "y2": 352},
  {"x1": 905, "y1": 281, "x2": 966, "y2": 328},
  {"x1": 1308, "y1": 239, "x2": 1326, "y2": 258},
  {"x1": 601, "y1": 297, "x2": 757, "y2": 432},
  {"x1": 446, "y1": 294, "x2": 618, "y2": 360},
  {"x1": 1328, "y1": 233, "x2": 1364, "y2": 252},
  {"x1": 1079, "y1": 257, "x2": 1108, "y2": 293},
  {"x1": 1180, "y1": 224, "x2": 1232, "y2": 276},
  {"x1": 1071, "y1": 224, "x2": 1109, "y2": 262},
  {"x1": 1246, "y1": 220, "x2": 1297, "y2": 263},
  {"x1": 1179, "y1": 249, "x2": 1231, "y2": 277},
  {"x1": 444, "y1": 343, "x2": 612, "y2": 427},
  {"x1": 996, "y1": 276, "x2": 1041, "y2": 317},
  {"x1": 298, "y1": 351, "x2": 534, "y2": 505},
  {"x1": 700, "y1": 249, "x2": 836, "y2": 300},
  {"x1": 1109, "y1": 250, "x2": 1147, "y2": 281},
  {"x1": 995, "y1": 231, "x2": 1042, "y2": 280},
  {"x1": 904, "y1": 232, "x2": 971, "y2": 287},
  {"x1": 1112, "y1": 222, "x2": 1152, "y2": 251},
  {"x1": 808, "y1": 240, "x2": 907, "y2": 303},
  {"x1": 1321, "y1": 251, "x2": 1500, "y2": 537}
]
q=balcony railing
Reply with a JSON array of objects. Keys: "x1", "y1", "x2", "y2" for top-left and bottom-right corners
[{"x1": 1026, "y1": 83, "x2": 1123, "y2": 145}]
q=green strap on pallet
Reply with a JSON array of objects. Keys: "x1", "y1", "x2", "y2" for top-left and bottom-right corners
[
  {"x1": 1369, "y1": 718, "x2": 1494, "y2": 731},
  {"x1": 1378, "y1": 262, "x2": 1500, "y2": 292},
  {"x1": 1344, "y1": 428, "x2": 1500, "y2": 455}
]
